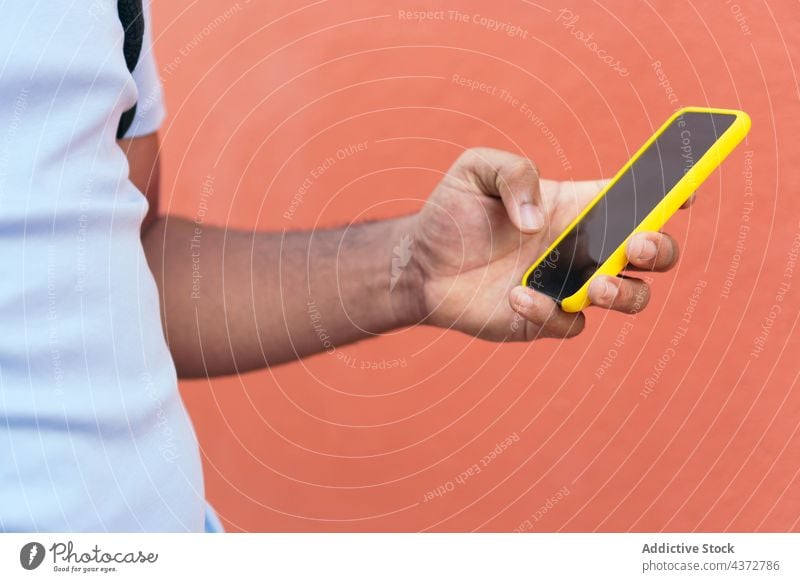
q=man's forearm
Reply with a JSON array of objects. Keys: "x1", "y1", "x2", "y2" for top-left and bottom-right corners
[{"x1": 143, "y1": 215, "x2": 425, "y2": 377}]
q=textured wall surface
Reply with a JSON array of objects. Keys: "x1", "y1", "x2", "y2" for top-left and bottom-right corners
[{"x1": 152, "y1": 0, "x2": 799, "y2": 531}]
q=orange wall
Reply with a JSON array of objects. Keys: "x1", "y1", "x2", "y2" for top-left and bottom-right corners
[{"x1": 152, "y1": 0, "x2": 800, "y2": 531}]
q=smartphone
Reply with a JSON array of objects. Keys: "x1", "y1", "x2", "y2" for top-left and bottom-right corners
[{"x1": 521, "y1": 106, "x2": 751, "y2": 312}]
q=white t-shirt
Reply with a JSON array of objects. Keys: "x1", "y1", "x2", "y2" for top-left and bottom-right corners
[{"x1": 0, "y1": 1, "x2": 206, "y2": 531}]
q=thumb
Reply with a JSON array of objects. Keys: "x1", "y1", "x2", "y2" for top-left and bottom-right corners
[{"x1": 456, "y1": 147, "x2": 545, "y2": 234}]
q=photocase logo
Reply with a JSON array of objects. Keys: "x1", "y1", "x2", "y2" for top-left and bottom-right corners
[
  {"x1": 20, "y1": 542, "x2": 46, "y2": 570},
  {"x1": 529, "y1": 248, "x2": 561, "y2": 289},
  {"x1": 390, "y1": 234, "x2": 414, "y2": 292}
]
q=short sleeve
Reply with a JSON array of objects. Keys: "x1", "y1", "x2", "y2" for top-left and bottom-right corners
[{"x1": 121, "y1": 0, "x2": 166, "y2": 138}]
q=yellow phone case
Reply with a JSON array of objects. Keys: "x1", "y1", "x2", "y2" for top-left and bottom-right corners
[{"x1": 521, "y1": 106, "x2": 751, "y2": 312}]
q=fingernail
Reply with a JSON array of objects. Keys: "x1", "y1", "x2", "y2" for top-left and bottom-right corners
[
  {"x1": 603, "y1": 280, "x2": 618, "y2": 302},
  {"x1": 511, "y1": 287, "x2": 535, "y2": 309},
  {"x1": 519, "y1": 203, "x2": 544, "y2": 232},
  {"x1": 592, "y1": 279, "x2": 618, "y2": 304},
  {"x1": 630, "y1": 237, "x2": 657, "y2": 261}
]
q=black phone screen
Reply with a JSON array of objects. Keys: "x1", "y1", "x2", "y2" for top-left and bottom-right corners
[{"x1": 525, "y1": 111, "x2": 736, "y2": 302}]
